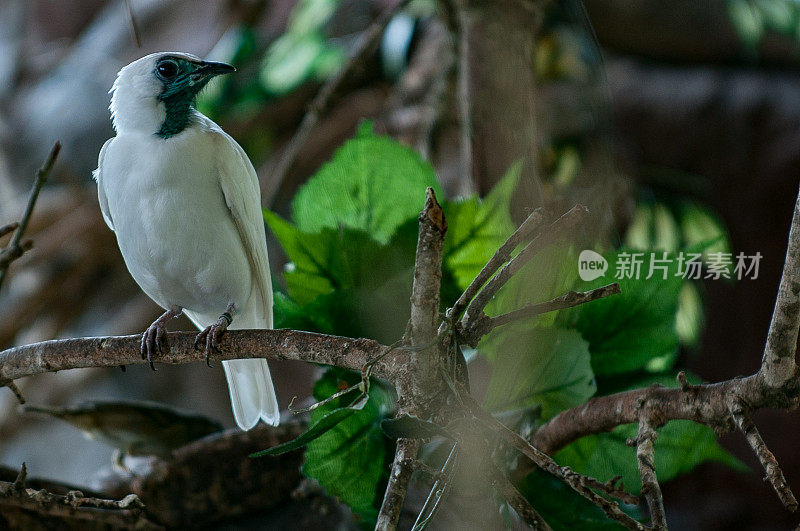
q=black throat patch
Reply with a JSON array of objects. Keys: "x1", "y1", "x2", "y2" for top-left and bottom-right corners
[{"x1": 156, "y1": 90, "x2": 195, "y2": 139}]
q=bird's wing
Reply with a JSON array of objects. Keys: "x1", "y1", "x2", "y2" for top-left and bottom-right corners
[
  {"x1": 93, "y1": 138, "x2": 115, "y2": 231},
  {"x1": 211, "y1": 127, "x2": 273, "y2": 327}
]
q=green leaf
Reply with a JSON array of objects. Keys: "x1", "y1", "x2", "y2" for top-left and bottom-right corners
[
  {"x1": 304, "y1": 368, "x2": 396, "y2": 524},
  {"x1": 291, "y1": 122, "x2": 442, "y2": 243},
  {"x1": 518, "y1": 470, "x2": 638, "y2": 530},
  {"x1": 561, "y1": 249, "x2": 683, "y2": 377},
  {"x1": 442, "y1": 162, "x2": 520, "y2": 290},
  {"x1": 381, "y1": 415, "x2": 453, "y2": 440},
  {"x1": 250, "y1": 395, "x2": 363, "y2": 457},
  {"x1": 482, "y1": 327, "x2": 596, "y2": 420},
  {"x1": 554, "y1": 375, "x2": 746, "y2": 495},
  {"x1": 265, "y1": 210, "x2": 416, "y2": 340}
]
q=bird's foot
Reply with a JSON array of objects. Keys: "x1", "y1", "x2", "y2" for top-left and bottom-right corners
[
  {"x1": 140, "y1": 307, "x2": 182, "y2": 371},
  {"x1": 194, "y1": 311, "x2": 233, "y2": 367}
]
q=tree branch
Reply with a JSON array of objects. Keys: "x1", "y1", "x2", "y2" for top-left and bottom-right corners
[
  {"x1": 460, "y1": 205, "x2": 588, "y2": 328},
  {"x1": 0, "y1": 463, "x2": 159, "y2": 530},
  {"x1": 456, "y1": 383, "x2": 644, "y2": 530},
  {"x1": 634, "y1": 412, "x2": 667, "y2": 530},
  {"x1": 760, "y1": 185, "x2": 800, "y2": 388},
  {"x1": 461, "y1": 283, "x2": 620, "y2": 346},
  {"x1": 729, "y1": 403, "x2": 798, "y2": 512},
  {"x1": 484, "y1": 462, "x2": 552, "y2": 530},
  {"x1": 0, "y1": 330, "x2": 400, "y2": 389},
  {"x1": 448, "y1": 207, "x2": 546, "y2": 321},
  {"x1": 375, "y1": 438, "x2": 420, "y2": 531},
  {"x1": 0, "y1": 141, "x2": 61, "y2": 291},
  {"x1": 378, "y1": 187, "x2": 447, "y2": 530}
]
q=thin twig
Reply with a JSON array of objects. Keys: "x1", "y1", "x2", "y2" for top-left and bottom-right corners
[
  {"x1": 461, "y1": 205, "x2": 588, "y2": 328},
  {"x1": 412, "y1": 443, "x2": 458, "y2": 530},
  {"x1": 760, "y1": 185, "x2": 800, "y2": 388},
  {"x1": 456, "y1": 383, "x2": 644, "y2": 530},
  {"x1": 0, "y1": 222, "x2": 18, "y2": 238},
  {"x1": 376, "y1": 438, "x2": 421, "y2": 531},
  {"x1": 5, "y1": 380, "x2": 25, "y2": 404},
  {"x1": 124, "y1": 0, "x2": 141, "y2": 48},
  {"x1": 634, "y1": 413, "x2": 667, "y2": 529},
  {"x1": 449, "y1": 208, "x2": 546, "y2": 322},
  {"x1": 485, "y1": 462, "x2": 552, "y2": 530},
  {"x1": 0, "y1": 141, "x2": 61, "y2": 291},
  {"x1": 269, "y1": 0, "x2": 412, "y2": 191},
  {"x1": 461, "y1": 283, "x2": 620, "y2": 345},
  {"x1": 729, "y1": 403, "x2": 798, "y2": 512}
]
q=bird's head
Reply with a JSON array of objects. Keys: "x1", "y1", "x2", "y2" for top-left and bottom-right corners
[{"x1": 109, "y1": 52, "x2": 235, "y2": 138}]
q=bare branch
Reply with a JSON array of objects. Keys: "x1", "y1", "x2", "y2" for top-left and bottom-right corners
[
  {"x1": 378, "y1": 187, "x2": 448, "y2": 530},
  {"x1": 0, "y1": 330, "x2": 399, "y2": 387},
  {"x1": 461, "y1": 205, "x2": 588, "y2": 328},
  {"x1": 461, "y1": 283, "x2": 620, "y2": 346},
  {"x1": 0, "y1": 464, "x2": 159, "y2": 530},
  {"x1": 0, "y1": 222, "x2": 18, "y2": 238},
  {"x1": 634, "y1": 413, "x2": 667, "y2": 530},
  {"x1": 449, "y1": 208, "x2": 546, "y2": 321},
  {"x1": 729, "y1": 403, "x2": 798, "y2": 512},
  {"x1": 376, "y1": 438, "x2": 421, "y2": 531},
  {"x1": 0, "y1": 141, "x2": 61, "y2": 291},
  {"x1": 484, "y1": 462, "x2": 552, "y2": 530},
  {"x1": 456, "y1": 383, "x2": 644, "y2": 530},
  {"x1": 760, "y1": 186, "x2": 800, "y2": 388},
  {"x1": 269, "y1": 0, "x2": 413, "y2": 191}
]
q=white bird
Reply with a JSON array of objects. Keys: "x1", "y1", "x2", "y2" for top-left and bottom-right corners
[{"x1": 93, "y1": 52, "x2": 279, "y2": 430}]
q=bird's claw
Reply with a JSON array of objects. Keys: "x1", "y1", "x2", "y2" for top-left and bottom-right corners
[
  {"x1": 194, "y1": 315, "x2": 229, "y2": 368},
  {"x1": 140, "y1": 320, "x2": 169, "y2": 371}
]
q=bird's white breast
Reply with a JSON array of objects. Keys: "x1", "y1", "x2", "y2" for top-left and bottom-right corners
[{"x1": 100, "y1": 125, "x2": 252, "y2": 315}]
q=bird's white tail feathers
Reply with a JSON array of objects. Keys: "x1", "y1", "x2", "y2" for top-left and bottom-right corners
[
  {"x1": 184, "y1": 310, "x2": 279, "y2": 430},
  {"x1": 222, "y1": 358, "x2": 279, "y2": 430}
]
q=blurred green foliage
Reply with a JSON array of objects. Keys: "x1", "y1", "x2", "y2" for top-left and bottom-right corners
[{"x1": 726, "y1": 0, "x2": 800, "y2": 51}]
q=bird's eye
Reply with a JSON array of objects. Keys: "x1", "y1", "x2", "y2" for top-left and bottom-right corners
[{"x1": 156, "y1": 60, "x2": 179, "y2": 80}]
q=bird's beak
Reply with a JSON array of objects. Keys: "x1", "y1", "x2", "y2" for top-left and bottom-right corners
[{"x1": 190, "y1": 61, "x2": 236, "y2": 83}]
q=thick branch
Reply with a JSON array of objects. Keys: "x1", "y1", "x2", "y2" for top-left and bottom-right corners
[
  {"x1": 403, "y1": 186, "x2": 447, "y2": 416},
  {"x1": 0, "y1": 330, "x2": 399, "y2": 387},
  {"x1": 461, "y1": 205, "x2": 588, "y2": 327},
  {"x1": 635, "y1": 414, "x2": 666, "y2": 530},
  {"x1": 760, "y1": 186, "x2": 800, "y2": 388},
  {"x1": 729, "y1": 403, "x2": 798, "y2": 512},
  {"x1": 0, "y1": 141, "x2": 61, "y2": 291},
  {"x1": 377, "y1": 187, "x2": 447, "y2": 530}
]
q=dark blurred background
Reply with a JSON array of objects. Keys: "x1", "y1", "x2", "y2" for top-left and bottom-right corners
[{"x1": 0, "y1": 0, "x2": 799, "y2": 528}]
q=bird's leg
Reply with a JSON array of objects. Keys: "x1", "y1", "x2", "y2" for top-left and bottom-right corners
[
  {"x1": 194, "y1": 303, "x2": 235, "y2": 367},
  {"x1": 141, "y1": 306, "x2": 183, "y2": 371}
]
